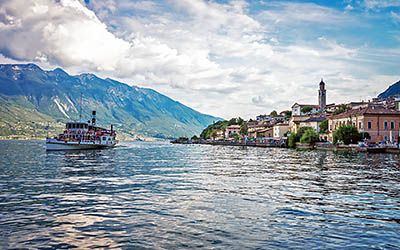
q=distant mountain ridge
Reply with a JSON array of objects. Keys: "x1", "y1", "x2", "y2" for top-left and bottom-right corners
[
  {"x1": 378, "y1": 80, "x2": 400, "y2": 99},
  {"x1": 0, "y1": 63, "x2": 218, "y2": 139}
]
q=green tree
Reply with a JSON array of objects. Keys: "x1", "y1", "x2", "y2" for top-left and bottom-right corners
[
  {"x1": 333, "y1": 125, "x2": 360, "y2": 145},
  {"x1": 319, "y1": 120, "x2": 328, "y2": 134},
  {"x1": 288, "y1": 133, "x2": 297, "y2": 148},
  {"x1": 228, "y1": 118, "x2": 239, "y2": 125},
  {"x1": 333, "y1": 104, "x2": 349, "y2": 115},
  {"x1": 301, "y1": 106, "x2": 313, "y2": 114},
  {"x1": 281, "y1": 110, "x2": 292, "y2": 118},
  {"x1": 300, "y1": 128, "x2": 319, "y2": 144},
  {"x1": 297, "y1": 126, "x2": 312, "y2": 139},
  {"x1": 270, "y1": 110, "x2": 278, "y2": 117},
  {"x1": 240, "y1": 122, "x2": 248, "y2": 136},
  {"x1": 200, "y1": 120, "x2": 228, "y2": 139},
  {"x1": 211, "y1": 130, "x2": 218, "y2": 140}
]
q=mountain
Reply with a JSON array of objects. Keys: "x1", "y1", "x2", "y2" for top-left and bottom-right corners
[
  {"x1": 0, "y1": 63, "x2": 219, "y2": 139},
  {"x1": 378, "y1": 80, "x2": 400, "y2": 99}
]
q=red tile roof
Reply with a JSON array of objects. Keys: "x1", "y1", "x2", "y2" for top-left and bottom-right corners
[{"x1": 331, "y1": 107, "x2": 400, "y2": 119}]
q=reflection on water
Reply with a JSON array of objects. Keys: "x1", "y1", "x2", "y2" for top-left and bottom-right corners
[{"x1": 0, "y1": 140, "x2": 400, "y2": 249}]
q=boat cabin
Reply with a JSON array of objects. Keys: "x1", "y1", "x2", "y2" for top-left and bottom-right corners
[{"x1": 66, "y1": 122, "x2": 89, "y2": 131}]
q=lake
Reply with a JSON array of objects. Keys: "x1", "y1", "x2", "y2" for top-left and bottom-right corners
[{"x1": 0, "y1": 140, "x2": 399, "y2": 249}]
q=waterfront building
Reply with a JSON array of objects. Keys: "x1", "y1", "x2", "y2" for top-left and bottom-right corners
[
  {"x1": 255, "y1": 127, "x2": 274, "y2": 138},
  {"x1": 247, "y1": 123, "x2": 272, "y2": 138},
  {"x1": 224, "y1": 125, "x2": 241, "y2": 138},
  {"x1": 289, "y1": 115, "x2": 312, "y2": 133},
  {"x1": 273, "y1": 123, "x2": 290, "y2": 138},
  {"x1": 213, "y1": 129, "x2": 225, "y2": 140},
  {"x1": 328, "y1": 107, "x2": 400, "y2": 143},
  {"x1": 299, "y1": 116, "x2": 326, "y2": 133}
]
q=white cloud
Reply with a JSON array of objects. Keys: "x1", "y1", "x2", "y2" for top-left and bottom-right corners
[
  {"x1": 391, "y1": 11, "x2": 400, "y2": 22},
  {"x1": 258, "y1": 2, "x2": 354, "y2": 24},
  {"x1": 0, "y1": 0, "x2": 399, "y2": 119},
  {"x1": 345, "y1": 4, "x2": 354, "y2": 11},
  {"x1": 363, "y1": 0, "x2": 400, "y2": 9},
  {"x1": 0, "y1": 0, "x2": 129, "y2": 70}
]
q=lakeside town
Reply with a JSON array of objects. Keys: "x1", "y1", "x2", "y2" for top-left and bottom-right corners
[{"x1": 173, "y1": 79, "x2": 400, "y2": 153}]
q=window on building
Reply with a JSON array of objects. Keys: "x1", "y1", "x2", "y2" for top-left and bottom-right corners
[
  {"x1": 367, "y1": 121, "x2": 372, "y2": 129},
  {"x1": 391, "y1": 121, "x2": 395, "y2": 130},
  {"x1": 358, "y1": 122, "x2": 362, "y2": 129},
  {"x1": 384, "y1": 121, "x2": 388, "y2": 130},
  {"x1": 102, "y1": 137, "x2": 106, "y2": 140}
]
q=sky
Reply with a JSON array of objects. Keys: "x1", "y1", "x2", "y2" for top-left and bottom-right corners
[{"x1": 0, "y1": 0, "x2": 399, "y2": 119}]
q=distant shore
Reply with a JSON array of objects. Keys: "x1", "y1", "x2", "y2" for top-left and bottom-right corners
[{"x1": 171, "y1": 139, "x2": 400, "y2": 154}]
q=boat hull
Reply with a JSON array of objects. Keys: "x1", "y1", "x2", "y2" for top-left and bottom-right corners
[{"x1": 46, "y1": 141, "x2": 116, "y2": 151}]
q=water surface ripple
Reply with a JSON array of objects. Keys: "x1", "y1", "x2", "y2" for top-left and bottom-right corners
[{"x1": 1, "y1": 140, "x2": 400, "y2": 249}]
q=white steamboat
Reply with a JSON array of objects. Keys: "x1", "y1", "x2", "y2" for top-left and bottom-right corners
[{"x1": 46, "y1": 111, "x2": 118, "y2": 151}]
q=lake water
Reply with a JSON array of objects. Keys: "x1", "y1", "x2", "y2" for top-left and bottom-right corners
[{"x1": 0, "y1": 140, "x2": 399, "y2": 249}]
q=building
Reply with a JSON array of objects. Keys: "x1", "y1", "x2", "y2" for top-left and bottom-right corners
[
  {"x1": 328, "y1": 107, "x2": 400, "y2": 143},
  {"x1": 271, "y1": 115, "x2": 286, "y2": 123},
  {"x1": 247, "y1": 123, "x2": 272, "y2": 138},
  {"x1": 319, "y1": 79, "x2": 326, "y2": 111},
  {"x1": 224, "y1": 125, "x2": 241, "y2": 138},
  {"x1": 212, "y1": 129, "x2": 225, "y2": 140},
  {"x1": 255, "y1": 127, "x2": 274, "y2": 138},
  {"x1": 291, "y1": 103, "x2": 319, "y2": 116},
  {"x1": 299, "y1": 116, "x2": 326, "y2": 133},
  {"x1": 273, "y1": 123, "x2": 290, "y2": 138},
  {"x1": 256, "y1": 115, "x2": 272, "y2": 122},
  {"x1": 289, "y1": 115, "x2": 312, "y2": 133},
  {"x1": 395, "y1": 98, "x2": 400, "y2": 110},
  {"x1": 292, "y1": 79, "x2": 328, "y2": 116}
]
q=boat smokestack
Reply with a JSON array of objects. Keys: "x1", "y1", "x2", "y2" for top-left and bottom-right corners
[
  {"x1": 91, "y1": 110, "x2": 96, "y2": 125},
  {"x1": 111, "y1": 124, "x2": 113, "y2": 131}
]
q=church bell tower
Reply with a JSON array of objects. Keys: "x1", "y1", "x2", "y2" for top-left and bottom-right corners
[{"x1": 319, "y1": 79, "x2": 326, "y2": 111}]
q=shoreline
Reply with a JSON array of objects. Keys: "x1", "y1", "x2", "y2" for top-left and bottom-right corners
[{"x1": 171, "y1": 140, "x2": 400, "y2": 154}]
